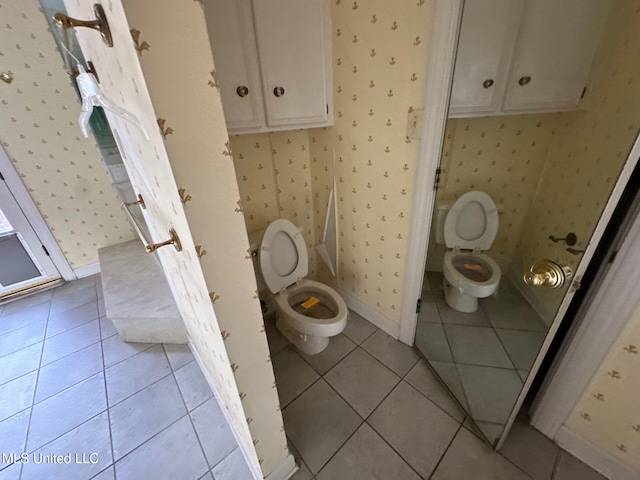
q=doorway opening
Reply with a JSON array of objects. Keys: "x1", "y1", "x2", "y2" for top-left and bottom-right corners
[{"x1": 0, "y1": 170, "x2": 62, "y2": 303}]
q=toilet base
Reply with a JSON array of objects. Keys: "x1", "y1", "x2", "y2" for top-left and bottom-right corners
[
  {"x1": 443, "y1": 278, "x2": 479, "y2": 313},
  {"x1": 276, "y1": 317, "x2": 330, "y2": 355}
]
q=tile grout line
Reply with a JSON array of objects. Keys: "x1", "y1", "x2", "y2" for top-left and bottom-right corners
[
  {"x1": 18, "y1": 296, "x2": 53, "y2": 479},
  {"x1": 100, "y1": 301, "x2": 118, "y2": 480},
  {"x1": 416, "y1": 304, "x2": 476, "y2": 418},
  {"x1": 550, "y1": 447, "x2": 562, "y2": 480},
  {"x1": 105, "y1": 349, "x2": 194, "y2": 472},
  {"x1": 167, "y1": 344, "x2": 214, "y2": 476},
  {"x1": 492, "y1": 322, "x2": 524, "y2": 376},
  {"x1": 427, "y1": 422, "x2": 463, "y2": 480}
]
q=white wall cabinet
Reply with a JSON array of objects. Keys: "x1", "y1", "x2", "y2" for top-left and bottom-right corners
[
  {"x1": 449, "y1": 0, "x2": 610, "y2": 118},
  {"x1": 203, "y1": 0, "x2": 332, "y2": 134}
]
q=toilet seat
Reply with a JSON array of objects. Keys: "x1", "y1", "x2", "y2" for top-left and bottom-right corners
[
  {"x1": 273, "y1": 279, "x2": 348, "y2": 336},
  {"x1": 259, "y1": 219, "x2": 308, "y2": 294},
  {"x1": 257, "y1": 219, "x2": 348, "y2": 354},
  {"x1": 443, "y1": 251, "x2": 501, "y2": 298},
  {"x1": 444, "y1": 191, "x2": 499, "y2": 251}
]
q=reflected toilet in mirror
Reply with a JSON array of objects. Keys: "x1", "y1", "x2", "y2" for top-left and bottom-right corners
[
  {"x1": 414, "y1": 0, "x2": 640, "y2": 448},
  {"x1": 435, "y1": 191, "x2": 501, "y2": 313}
]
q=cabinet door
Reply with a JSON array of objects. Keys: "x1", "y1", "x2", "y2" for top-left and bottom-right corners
[
  {"x1": 252, "y1": 0, "x2": 330, "y2": 127},
  {"x1": 503, "y1": 0, "x2": 610, "y2": 112},
  {"x1": 449, "y1": 0, "x2": 523, "y2": 117},
  {"x1": 203, "y1": 0, "x2": 265, "y2": 131}
]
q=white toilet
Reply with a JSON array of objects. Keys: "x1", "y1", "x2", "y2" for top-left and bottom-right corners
[
  {"x1": 434, "y1": 191, "x2": 501, "y2": 313},
  {"x1": 252, "y1": 219, "x2": 348, "y2": 355}
]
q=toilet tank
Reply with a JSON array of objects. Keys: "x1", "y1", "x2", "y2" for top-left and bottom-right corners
[
  {"x1": 434, "y1": 203, "x2": 452, "y2": 245},
  {"x1": 248, "y1": 228, "x2": 267, "y2": 292}
]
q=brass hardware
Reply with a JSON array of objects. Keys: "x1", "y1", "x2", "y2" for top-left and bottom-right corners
[
  {"x1": 54, "y1": 4, "x2": 113, "y2": 48},
  {"x1": 482, "y1": 79, "x2": 494, "y2": 88},
  {"x1": 569, "y1": 277, "x2": 582, "y2": 293},
  {"x1": 549, "y1": 232, "x2": 577, "y2": 246},
  {"x1": 123, "y1": 194, "x2": 146, "y2": 209},
  {"x1": 0, "y1": 72, "x2": 13, "y2": 84},
  {"x1": 208, "y1": 70, "x2": 220, "y2": 90},
  {"x1": 130, "y1": 29, "x2": 150, "y2": 55},
  {"x1": 518, "y1": 75, "x2": 531, "y2": 86},
  {"x1": 567, "y1": 247, "x2": 586, "y2": 255},
  {"x1": 236, "y1": 85, "x2": 249, "y2": 97},
  {"x1": 524, "y1": 259, "x2": 572, "y2": 289},
  {"x1": 144, "y1": 228, "x2": 182, "y2": 253},
  {"x1": 157, "y1": 118, "x2": 174, "y2": 139},
  {"x1": 121, "y1": 201, "x2": 182, "y2": 253},
  {"x1": 273, "y1": 86, "x2": 285, "y2": 97},
  {"x1": 178, "y1": 188, "x2": 192, "y2": 204},
  {"x1": 86, "y1": 61, "x2": 99, "y2": 82}
]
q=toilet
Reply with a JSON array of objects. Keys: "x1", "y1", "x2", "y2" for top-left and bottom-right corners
[
  {"x1": 251, "y1": 219, "x2": 348, "y2": 355},
  {"x1": 435, "y1": 191, "x2": 501, "y2": 313}
]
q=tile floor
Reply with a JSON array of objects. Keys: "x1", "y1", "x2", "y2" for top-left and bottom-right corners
[
  {"x1": 0, "y1": 275, "x2": 249, "y2": 480},
  {"x1": 415, "y1": 271, "x2": 549, "y2": 443},
  {"x1": 0, "y1": 276, "x2": 607, "y2": 480},
  {"x1": 267, "y1": 309, "x2": 606, "y2": 480}
]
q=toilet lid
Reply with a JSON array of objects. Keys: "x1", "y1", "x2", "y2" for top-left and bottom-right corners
[
  {"x1": 259, "y1": 219, "x2": 308, "y2": 294},
  {"x1": 444, "y1": 191, "x2": 499, "y2": 250}
]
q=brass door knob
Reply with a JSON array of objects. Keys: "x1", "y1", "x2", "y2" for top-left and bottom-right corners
[{"x1": 524, "y1": 260, "x2": 572, "y2": 289}]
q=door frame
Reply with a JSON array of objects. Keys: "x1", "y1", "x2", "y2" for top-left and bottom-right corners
[
  {"x1": 529, "y1": 135, "x2": 640, "y2": 445},
  {"x1": 0, "y1": 144, "x2": 75, "y2": 283},
  {"x1": 399, "y1": 0, "x2": 640, "y2": 450},
  {"x1": 398, "y1": 0, "x2": 463, "y2": 344}
]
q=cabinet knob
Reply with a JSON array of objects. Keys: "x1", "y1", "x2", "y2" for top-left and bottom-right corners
[
  {"x1": 236, "y1": 85, "x2": 249, "y2": 97},
  {"x1": 518, "y1": 76, "x2": 531, "y2": 86},
  {"x1": 482, "y1": 79, "x2": 494, "y2": 89},
  {"x1": 273, "y1": 86, "x2": 285, "y2": 97}
]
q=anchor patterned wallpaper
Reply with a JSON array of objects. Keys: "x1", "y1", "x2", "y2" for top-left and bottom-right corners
[
  {"x1": 507, "y1": 0, "x2": 640, "y2": 323},
  {"x1": 64, "y1": 0, "x2": 285, "y2": 476},
  {"x1": 231, "y1": 0, "x2": 434, "y2": 327},
  {"x1": 0, "y1": 0, "x2": 133, "y2": 269},
  {"x1": 229, "y1": 130, "x2": 318, "y2": 278},
  {"x1": 329, "y1": 0, "x2": 432, "y2": 323},
  {"x1": 425, "y1": 113, "x2": 565, "y2": 271},
  {"x1": 566, "y1": 306, "x2": 640, "y2": 471},
  {"x1": 559, "y1": 0, "x2": 640, "y2": 470}
]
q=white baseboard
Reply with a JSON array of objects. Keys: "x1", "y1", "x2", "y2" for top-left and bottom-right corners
[
  {"x1": 73, "y1": 262, "x2": 101, "y2": 279},
  {"x1": 335, "y1": 286, "x2": 401, "y2": 338},
  {"x1": 556, "y1": 426, "x2": 639, "y2": 480},
  {"x1": 264, "y1": 453, "x2": 297, "y2": 480},
  {"x1": 188, "y1": 339, "x2": 263, "y2": 480}
]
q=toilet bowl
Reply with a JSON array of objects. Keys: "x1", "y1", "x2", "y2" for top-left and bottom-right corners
[
  {"x1": 257, "y1": 219, "x2": 348, "y2": 355},
  {"x1": 435, "y1": 191, "x2": 502, "y2": 313}
]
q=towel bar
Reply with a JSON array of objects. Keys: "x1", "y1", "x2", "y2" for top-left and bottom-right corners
[{"x1": 121, "y1": 197, "x2": 181, "y2": 253}]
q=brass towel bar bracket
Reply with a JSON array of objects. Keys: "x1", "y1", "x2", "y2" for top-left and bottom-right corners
[
  {"x1": 123, "y1": 194, "x2": 146, "y2": 210},
  {"x1": 54, "y1": 4, "x2": 113, "y2": 48},
  {"x1": 121, "y1": 196, "x2": 182, "y2": 253}
]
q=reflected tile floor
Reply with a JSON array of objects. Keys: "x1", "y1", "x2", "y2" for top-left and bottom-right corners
[
  {"x1": 416, "y1": 271, "x2": 550, "y2": 441},
  {"x1": 268, "y1": 309, "x2": 605, "y2": 480},
  {"x1": 0, "y1": 275, "x2": 246, "y2": 480}
]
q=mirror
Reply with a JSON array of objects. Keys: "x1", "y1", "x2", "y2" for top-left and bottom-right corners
[
  {"x1": 415, "y1": 0, "x2": 640, "y2": 446},
  {"x1": 39, "y1": 0, "x2": 147, "y2": 234}
]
